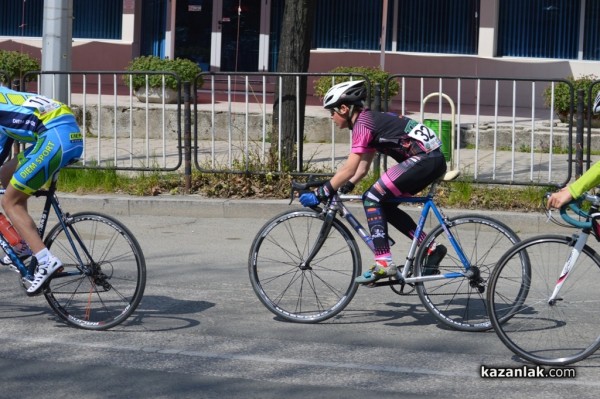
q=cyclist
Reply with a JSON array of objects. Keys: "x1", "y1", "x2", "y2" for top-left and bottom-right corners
[
  {"x1": 0, "y1": 85, "x2": 83, "y2": 295},
  {"x1": 299, "y1": 80, "x2": 447, "y2": 284},
  {"x1": 547, "y1": 91, "x2": 600, "y2": 209}
]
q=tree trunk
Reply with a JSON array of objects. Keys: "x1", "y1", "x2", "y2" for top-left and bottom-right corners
[{"x1": 272, "y1": 0, "x2": 316, "y2": 172}]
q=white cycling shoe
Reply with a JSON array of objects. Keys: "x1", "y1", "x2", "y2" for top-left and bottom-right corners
[{"x1": 26, "y1": 255, "x2": 63, "y2": 295}]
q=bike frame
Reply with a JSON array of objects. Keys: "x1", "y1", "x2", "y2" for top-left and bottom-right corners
[
  {"x1": 546, "y1": 194, "x2": 599, "y2": 304},
  {"x1": 0, "y1": 173, "x2": 88, "y2": 282},
  {"x1": 311, "y1": 181, "x2": 474, "y2": 284}
]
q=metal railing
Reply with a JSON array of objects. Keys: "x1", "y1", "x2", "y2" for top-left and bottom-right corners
[
  {"x1": 385, "y1": 74, "x2": 580, "y2": 186},
  {"x1": 2, "y1": 71, "x2": 598, "y2": 188},
  {"x1": 21, "y1": 70, "x2": 183, "y2": 172}
]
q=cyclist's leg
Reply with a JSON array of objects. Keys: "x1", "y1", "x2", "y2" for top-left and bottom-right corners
[
  {"x1": 384, "y1": 204, "x2": 423, "y2": 241},
  {"x1": 3, "y1": 125, "x2": 83, "y2": 293},
  {"x1": 356, "y1": 153, "x2": 446, "y2": 283},
  {"x1": 1, "y1": 146, "x2": 44, "y2": 254}
]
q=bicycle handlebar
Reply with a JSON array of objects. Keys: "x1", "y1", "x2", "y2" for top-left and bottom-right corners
[
  {"x1": 556, "y1": 192, "x2": 600, "y2": 229},
  {"x1": 289, "y1": 179, "x2": 329, "y2": 205}
]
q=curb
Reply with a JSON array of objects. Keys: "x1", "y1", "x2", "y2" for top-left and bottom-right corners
[{"x1": 32, "y1": 193, "x2": 564, "y2": 236}]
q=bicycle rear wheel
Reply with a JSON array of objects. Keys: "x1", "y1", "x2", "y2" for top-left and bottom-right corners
[
  {"x1": 415, "y1": 215, "x2": 523, "y2": 332},
  {"x1": 248, "y1": 209, "x2": 361, "y2": 323},
  {"x1": 43, "y1": 212, "x2": 146, "y2": 330},
  {"x1": 488, "y1": 235, "x2": 600, "y2": 365}
]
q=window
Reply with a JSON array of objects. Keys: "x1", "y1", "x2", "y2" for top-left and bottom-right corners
[
  {"x1": 313, "y1": 0, "x2": 393, "y2": 50},
  {"x1": 584, "y1": 0, "x2": 600, "y2": 60},
  {"x1": 498, "y1": 0, "x2": 580, "y2": 59},
  {"x1": 395, "y1": 0, "x2": 480, "y2": 54},
  {"x1": 0, "y1": 0, "x2": 122, "y2": 40}
]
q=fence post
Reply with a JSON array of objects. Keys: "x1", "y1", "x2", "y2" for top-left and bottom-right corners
[
  {"x1": 183, "y1": 81, "x2": 192, "y2": 193},
  {"x1": 576, "y1": 89, "x2": 584, "y2": 179}
]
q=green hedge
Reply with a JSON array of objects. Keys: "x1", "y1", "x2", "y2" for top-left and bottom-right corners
[
  {"x1": 543, "y1": 74, "x2": 599, "y2": 122},
  {"x1": 124, "y1": 56, "x2": 203, "y2": 91}
]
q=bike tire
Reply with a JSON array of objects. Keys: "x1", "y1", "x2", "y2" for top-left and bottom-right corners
[
  {"x1": 415, "y1": 215, "x2": 524, "y2": 332},
  {"x1": 43, "y1": 212, "x2": 146, "y2": 330},
  {"x1": 487, "y1": 235, "x2": 600, "y2": 365},
  {"x1": 248, "y1": 209, "x2": 361, "y2": 323}
]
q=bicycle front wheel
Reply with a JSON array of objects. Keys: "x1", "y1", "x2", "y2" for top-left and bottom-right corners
[
  {"x1": 248, "y1": 209, "x2": 361, "y2": 323},
  {"x1": 43, "y1": 212, "x2": 146, "y2": 330},
  {"x1": 415, "y1": 215, "x2": 523, "y2": 332},
  {"x1": 488, "y1": 235, "x2": 600, "y2": 365}
]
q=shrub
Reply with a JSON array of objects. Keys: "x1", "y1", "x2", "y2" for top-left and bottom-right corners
[
  {"x1": 313, "y1": 66, "x2": 400, "y2": 103},
  {"x1": 0, "y1": 50, "x2": 40, "y2": 84},
  {"x1": 124, "y1": 56, "x2": 203, "y2": 91},
  {"x1": 543, "y1": 74, "x2": 599, "y2": 122}
]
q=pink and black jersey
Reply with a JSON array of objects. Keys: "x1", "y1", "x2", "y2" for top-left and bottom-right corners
[{"x1": 351, "y1": 110, "x2": 443, "y2": 163}]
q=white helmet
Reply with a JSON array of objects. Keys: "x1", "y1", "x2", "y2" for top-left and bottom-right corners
[{"x1": 323, "y1": 80, "x2": 367, "y2": 109}]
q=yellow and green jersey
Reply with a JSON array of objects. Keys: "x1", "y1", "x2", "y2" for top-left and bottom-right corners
[
  {"x1": 569, "y1": 161, "x2": 600, "y2": 198},
  {"x1": 0, "y1": 85, "x2": 76, "y2": 146}
]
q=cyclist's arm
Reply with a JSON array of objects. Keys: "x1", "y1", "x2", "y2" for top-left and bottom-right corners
[
  {"x1": 568, "y1": 161, "x2": 600, "y2": 198},
  {"x1": 329, "y1": 152, "x2": 375, "y2": 190},
  {"x1": 547, "y1": 161, "x2": 600, "y2": 209},
  {"x1": 348, "y1": 152, "x2": 375, "y2": 185}
]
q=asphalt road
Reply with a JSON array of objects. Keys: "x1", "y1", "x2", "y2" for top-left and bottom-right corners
[{"x1": 0, "y1": 197, "x2": 598, "y2": 399}]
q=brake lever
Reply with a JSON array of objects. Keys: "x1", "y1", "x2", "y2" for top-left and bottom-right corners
[
  {"x1": 289, "y1": 181, "x2": 311, "y2": 205},
  {"x1": 289, "y1": 179, "x2": 329, "y2": 205}
]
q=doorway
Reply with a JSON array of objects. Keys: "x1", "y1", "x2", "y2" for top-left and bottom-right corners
[
  {"x1": 174, "y1": 0, "x2": 213, "y2": 72},
  {"x1": 218, "y1": 0, "x2": 261, "y2": 72},
  {"x1": 174, "y1": 0, "x2": 265, "y2": 72}
]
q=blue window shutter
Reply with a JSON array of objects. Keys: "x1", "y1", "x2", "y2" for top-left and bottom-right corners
[
  {"x1": 0, "y1": 0, "x2": 122, "y2": 39},
  {"x1": 314, "y1": 0, "x2": 387, "y2": 50},
  {"x1": 394, "y1": 0, "x2": 479, "y2": 54},
  {"x1": 498, "y1": 0, "x2": 580, "y2": 59},
  {"x1": 584, "y1": 0, "x2": 600, "y2": 60}
]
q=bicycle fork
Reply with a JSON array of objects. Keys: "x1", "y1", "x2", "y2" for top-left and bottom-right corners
[
  {"x1": 548, "y1": 232, "x2": 589, "y2": 305},
  {"x1": 300, "y1": 208, "x2": 336, "y2": 270}
]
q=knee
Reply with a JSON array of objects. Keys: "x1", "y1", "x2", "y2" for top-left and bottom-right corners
[
  {"x1": 362, "y1": 184, "x2": 381, "y2": 204},
  {"x1": 362, "y1": 193, "x2": 379, "y2": 208},
  {"x1": 1, "y1": 187, "x2": 27, "y2": 211}
]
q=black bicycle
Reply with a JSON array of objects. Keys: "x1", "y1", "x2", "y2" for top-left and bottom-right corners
[{"x1": 0, "y1": 172, "x2": 146, "y2": 330}]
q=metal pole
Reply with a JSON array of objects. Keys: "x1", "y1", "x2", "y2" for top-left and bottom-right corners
[
  {"x1": 380, "y1": 0, "x2": 388, "y2": 69},
  {"x1": 183, "y1": 81, "x2": 192, "y2": 193},
  {"x1": 41, "y1": 0, "x2": 72, "y2": 102}
]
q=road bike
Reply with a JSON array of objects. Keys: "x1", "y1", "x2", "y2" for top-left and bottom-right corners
[
  {"x1": 487, "y1": 192, "x2": 600, "y2": 365},
  {"x1": 0, "y1": 172, "x2": 146, "y2": 330},
  {"x1": 248, "y1": 172, "x2": 524, "y2": 331}
]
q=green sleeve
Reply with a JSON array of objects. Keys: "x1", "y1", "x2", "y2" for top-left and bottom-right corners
[{"x1": 568, "y1": 161, "x2": 600, "y2": 198}]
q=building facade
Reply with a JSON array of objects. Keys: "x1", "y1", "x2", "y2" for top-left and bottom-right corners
[{"x1": 0, "y1": 0, "x2": 599, "y2": 80}]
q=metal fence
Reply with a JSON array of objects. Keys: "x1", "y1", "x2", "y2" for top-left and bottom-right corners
[
  {"x1": 2, "y1": 70, "x2": 599, "y2": 188},
  {"x1": 21, "y1": 70, "x2": 184, "y2": 172}
]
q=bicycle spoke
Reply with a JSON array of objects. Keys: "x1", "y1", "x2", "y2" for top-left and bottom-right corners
[
  {"x1": 488, "y1": 236, "x2": 600, "y2": 365},
  {"x1": 416, "y1": 215, "x2": 522, "y2": 332},
  {"x1": 44, "y1": 213, "x2": 146, "y2": 330},
  {"x1": 249, "y1": 210, "x2": 360, "y2": 323}
]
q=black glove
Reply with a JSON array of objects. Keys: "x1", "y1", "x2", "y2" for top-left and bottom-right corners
[
  {"x1": 315, "y1": 181, "x2": 335, "y2": 201},
  {"x1": 299, "y1": 181, "x2": 334, "y2": 207},
  {"x1": 339, "y1": 181, "x2": 355, "y2": 194}
]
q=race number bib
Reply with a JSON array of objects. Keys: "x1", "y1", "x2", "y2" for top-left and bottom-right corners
[
  {"x1": 407, "y1": 123, "x2": 442, "y2": 152},
  {"x1": 23, "y1": 95, "x2": 61, "y2": 115}
]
